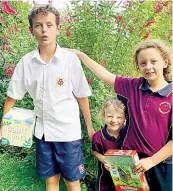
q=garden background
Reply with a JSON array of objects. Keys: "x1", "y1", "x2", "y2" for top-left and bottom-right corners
[{"x1": 0, "y1": 0, "x2": 172, "y2": 190}]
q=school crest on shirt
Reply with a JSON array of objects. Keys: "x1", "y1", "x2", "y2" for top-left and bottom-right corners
[
  {"x1": 159, "y1": 102, "x2": 171, "y2": 114},
  {"x1": 56, "y1": 78, "x2": 65, "y2": 87},
  {"x1": 78, "y1": 164, "x2": 85, "y2": 174}
]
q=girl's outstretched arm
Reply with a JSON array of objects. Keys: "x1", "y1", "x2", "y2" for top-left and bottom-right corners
[{"x1": 69, "y1": 49, "x2": 116, "y2": 87}]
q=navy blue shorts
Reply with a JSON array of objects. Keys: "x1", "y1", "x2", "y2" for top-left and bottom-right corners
[
  {"x1": 145, "y1": 162, "x2": 172, "y2": 191},
  {"x1": 35, "y1": 136, "x2": 86, "y2": 181}
]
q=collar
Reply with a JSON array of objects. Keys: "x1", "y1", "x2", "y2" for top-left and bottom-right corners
[
  {"x1": 31, "y1": 44, "x2": 62, "y2": 61},
  {"x1": 139, "y1": 78, "x2": 172, "y2": 97},
  {"x1": 102, "y1": 125, "x2": 119, "y2": 141},
  {"x1": 53, "y1": 44, "x2": 63, "y2": 60}
]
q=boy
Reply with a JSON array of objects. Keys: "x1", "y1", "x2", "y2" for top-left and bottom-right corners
[
  {"x1": 92, "y1": 97, "x2": 126, "y2": 191},
  {"x1": 0, "y1": 4, "x2": 94, "y2": 191}
]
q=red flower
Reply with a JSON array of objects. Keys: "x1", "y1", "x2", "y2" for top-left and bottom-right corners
[
  {"x1": 66, "y1": 31, "x2": 71, "y2": 37},
  {"x1": 2, "y1": 1, "x2": 18, "y2": 16},
  {"x1": 66, "y1": 26, "x2": 71, "y2": 31},
  {"x1": 4, "y1": 69, "x2": 13, "y2": 78},
  {"x1": 144, "y1": 19, "x2": 155, "y2": 27},
  {"x1": 4, "y1": 63, "x2": 16, "y2": 78},
  {"x1": 161, "y1": 1, "x2": 169, "y2": 7},
  {"x1": 115, "y1": 15, "x2": 123, "y2": 23},
  {"x1": 3, "y1": 36, "x2": 7, "y2": 42},
  {"x1": 87, "y1": 78, "x2": 92, "y2": 84},
  {"x1": 154, "y1": 3, "x2": 163, "y2": 13},
  {"x1": 142, "y1": 30, "x2": 150, "y2": 39},
  {"x1": 2, "y1": 44, "x2": 8, "y2": 51},
  {"x1": 48, "y1": 0, "x2": 53, "y2": 3}
]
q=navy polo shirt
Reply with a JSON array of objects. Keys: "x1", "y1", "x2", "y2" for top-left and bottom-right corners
[
  {"x1": 92, "y1": 125, "x2": 126, "y2": 191},
  {"x1": 115, "y1": 76, "x2": 172, "y2": 164}
]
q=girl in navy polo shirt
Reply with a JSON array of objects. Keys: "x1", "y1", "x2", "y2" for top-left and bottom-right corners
[
  {"x1": 92, "y1": 97, "x2": 126, "y2": 191},
  {"x1": 69, "y1": 39, "x2": 172, "y2": 191}
]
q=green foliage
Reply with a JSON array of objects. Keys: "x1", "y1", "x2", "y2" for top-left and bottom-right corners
[
  {"x1": 0, "y1": 154, "x2": 46, "y2": 191},
  {"x1": 0, "y1": 0, "x2": 172, "y2": 190}
]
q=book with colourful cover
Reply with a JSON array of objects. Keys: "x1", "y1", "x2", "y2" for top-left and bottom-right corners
[
  {"x1": 1, "y1": 107, "x2": 36, "y2": 148},
  {"x1": 105, "y1": 149, "x2": 150, "y2": 191}
]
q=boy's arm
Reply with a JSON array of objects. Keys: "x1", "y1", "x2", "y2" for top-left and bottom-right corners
[
  {"x1": 3, "y1": 97, "x2": 16, "y2": 116},
  {"x1": 93, "y1": 151, "x2": 112, "y2": 171},
  {"x1": 77, "y1": 97, "x2": 95, "y2": 139},
  {"x1": 134, "y1": 140, "x2": 172, "y2": 173},
  {"x1": 0, "y1": 96, "x2": 16, "y2": 139},
  {"x1": 69, "y1": 49, "x2": 116, "y2": 87},
  {"x1": 93, "y1": 151, "x2": 105, "y2": 163}
]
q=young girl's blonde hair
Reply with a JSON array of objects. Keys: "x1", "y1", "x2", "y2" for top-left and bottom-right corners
[
  {"x1": 102, "y1": 97, "x2": 125, "y2": 118},
  {"x1": 133, "y1": 39, "x2": 172, "y2": 81}
]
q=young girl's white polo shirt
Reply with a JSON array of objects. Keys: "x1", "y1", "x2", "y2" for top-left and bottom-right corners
[{"x1": 7, "y1": 45, "x2": 91, "y2": 142}]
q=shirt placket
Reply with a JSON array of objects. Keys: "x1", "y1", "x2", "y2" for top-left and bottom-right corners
[
  {"x1": 42, "y1": 64, "x2": 50, "y2": 136},
  {"x1": 144, "y1": 93, "x2": 154, "y2": 111}
]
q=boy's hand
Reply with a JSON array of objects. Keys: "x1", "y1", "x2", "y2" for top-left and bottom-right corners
[
  {"x1": 132, "y1": 157, "x2": 155, "y2": 173},
  {"x1": 102, "y1": 159, "x2": 113, "y2": 171},
  {"x1": 88, "y1": 128, "x2": 95, "y2": 140}
]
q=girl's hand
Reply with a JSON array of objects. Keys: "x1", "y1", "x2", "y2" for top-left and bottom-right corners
[
  {"x1": 66, "y1": 48, "x2": 83, "y2": 58},
  {"x1": 102, "y1": 159, "x2": 113, "y2": 171},
  {"x1": 132, "y1": 157, "x2": 155, "y2": 173}
]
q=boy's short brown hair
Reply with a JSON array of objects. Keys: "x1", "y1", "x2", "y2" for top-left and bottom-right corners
[{"x1": 28, "y1": 4, "x2": 60, "y2": 28}]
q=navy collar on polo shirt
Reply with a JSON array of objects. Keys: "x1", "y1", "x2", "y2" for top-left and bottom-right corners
[
  {"x1": 102, "y1": 125, "x2": 120, "y2": 141},
  {"x1": 139, "y1": 78, "x2": 172, "y2": 97}
]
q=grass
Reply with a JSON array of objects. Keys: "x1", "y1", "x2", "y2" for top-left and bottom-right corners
[{"x1": 0, "y1": 154, "x2": 67, "y2": 191}]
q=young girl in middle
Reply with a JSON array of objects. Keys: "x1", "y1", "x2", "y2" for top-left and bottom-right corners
[{"x1": 92, "y1": 97, "x2": 126, "y2": 191}]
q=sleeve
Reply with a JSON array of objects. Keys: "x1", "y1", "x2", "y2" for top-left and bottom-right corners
[
  {"x1": 114, "y1": 76, "x2": 139, "y2": 97},
  {"x1": 92, "y1": 132, "x2": 103, "y2": 153},
  {"x1": 71, "y1": 55, "x2": 92, "y2": 98},
  {"x1": 164, "y1": 103, "x2": 172, "y2": 164},
  {"x1": 7, "y1": 59, "x2": 27, "y2": 100},
  {"x1": 167, "y1": 108, "x2": 172, "y2": 142}
]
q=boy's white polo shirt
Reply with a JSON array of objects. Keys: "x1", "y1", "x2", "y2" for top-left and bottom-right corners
[{"x1": 7, "y1": 45, "x2": 92, "y2": 141}]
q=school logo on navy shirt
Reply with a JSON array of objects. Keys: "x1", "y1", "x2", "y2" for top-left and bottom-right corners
[
  {"x1": 56, "y1": 78, "x2": 65, "y2": 87},
  {"x1": 159, "y1": 102, "x2": 171, "y2": 114},
  {"x1": 78, "y1": 164, "x2": 85, "y2": 174}
]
